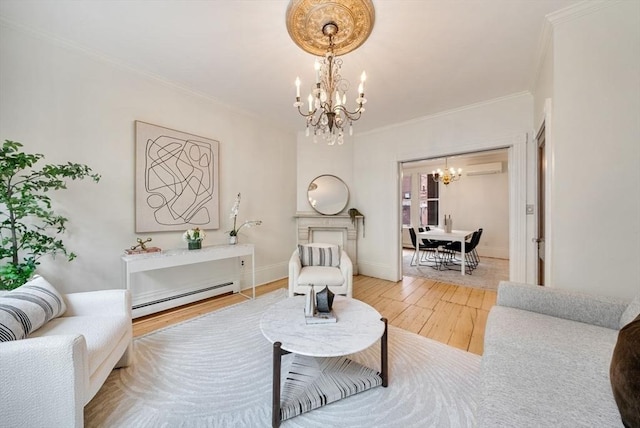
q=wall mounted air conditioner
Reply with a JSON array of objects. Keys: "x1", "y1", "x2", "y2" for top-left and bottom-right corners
[{"x1": 465, "y1": 162, "x2": 503, "y2": 176}]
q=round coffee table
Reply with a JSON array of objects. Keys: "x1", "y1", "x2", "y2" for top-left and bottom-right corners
[{"x1": 260, "y1": 296, "x2": 388, "y2": 427}]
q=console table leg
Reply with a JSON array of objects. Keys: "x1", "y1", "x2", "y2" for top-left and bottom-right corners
[
  {"x1": 381, "y1": 317, "x2": 388, "y2": 387},
  {"x1": 272, "y1": 342, "x2": 282, "y2": 428}
]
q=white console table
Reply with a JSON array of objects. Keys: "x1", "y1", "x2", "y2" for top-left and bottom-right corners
[{"x1": 122, "y1": 244, "x2": 255, "y2": 318}]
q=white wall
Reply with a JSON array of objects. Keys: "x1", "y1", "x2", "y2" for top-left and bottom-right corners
[
  {"x1": 542, "y1": 1, "x2": 640, "y2": 299},
  {"x1": 0, "y1": 22, "x2": 298, "y2": 293},
  {"x1": 296, "y1": 132, "x2": 354, "y2": 213},
  {"x1": 350, "y1": 94, "x2": 532, "y2": 281}
]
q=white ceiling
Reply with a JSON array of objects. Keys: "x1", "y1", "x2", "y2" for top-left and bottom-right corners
[{"x1": 0, "y1": 0, "x2": 581, "y2": 133}]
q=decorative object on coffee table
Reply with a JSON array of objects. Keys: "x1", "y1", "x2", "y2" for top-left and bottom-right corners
[
  {"x1": 228, "y1": 192, "x2": 262, "y2": 244},
  {"x1": 183, "y1": 228, "x2": 205, "y2": 250},
  {"x1": 304, "y1": 285, "x2": 316, "y2": 317},
  {"x1": 316, "y1": 286, "x2": 335, "y2": 313}
]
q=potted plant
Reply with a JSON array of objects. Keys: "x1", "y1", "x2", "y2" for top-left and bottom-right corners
[
  {"x1": 228, "y1": 192, "x2": 262, "y2": 244},
  {"x1": 0, "y1": 140, "x2": 101, "y2": 290},
  {"x1": 182, "y1": 227, "x2": 205, "y2": 250}
]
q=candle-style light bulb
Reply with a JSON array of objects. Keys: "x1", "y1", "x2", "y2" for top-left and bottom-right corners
[
  {"x1": 308, "y1": 94, "x2": 313, "y2": 113},
  {"x1": 360, "y1": 71, "x2": 367, "y2": 93},
  {"x1": 295, "y1": 77, "x2": 300, "y2": 98}
]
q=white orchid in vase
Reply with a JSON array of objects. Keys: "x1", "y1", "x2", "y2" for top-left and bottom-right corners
[{"x1": 229, "y1": 192, "x2": 262, "y2": 244}]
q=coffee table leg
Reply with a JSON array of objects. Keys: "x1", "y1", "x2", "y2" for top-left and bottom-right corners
[
  {"x1": 273, "y1": 342, "x2": 282, "y2": 428},
  {"x1": 381, "y1": 317, "x2": 388, "y2": 387}
]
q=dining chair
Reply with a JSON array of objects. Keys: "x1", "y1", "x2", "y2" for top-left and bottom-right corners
[
  {"x1": 442, "y1": 228, "x2": 482, "y2": 274},
  {"x1": 411, "y1": 227, "x2": 443, "y2": 269}
]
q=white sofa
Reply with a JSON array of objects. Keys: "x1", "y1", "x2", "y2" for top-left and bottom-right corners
[
  {"x1": 479, "y1": 281, "x2": 639, "y2": 427},
  {"x1": 289, "y1": 243, "x2": 353, "y2": 298},
  {"x1": 0, "y1": 288, "x2": 132, "y2": 427}
]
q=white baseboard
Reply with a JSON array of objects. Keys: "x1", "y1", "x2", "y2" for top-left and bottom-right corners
[{"x1": 239, "y1": 261, "x2": 288, "y2": 291}]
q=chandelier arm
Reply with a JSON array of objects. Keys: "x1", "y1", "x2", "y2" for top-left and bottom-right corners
[
  {"x1": 334, "y1": 105, "x2": 364, "y2": 120},
  {"x1": 296, "y1": 104, "x2": 317, "y2": 119}
]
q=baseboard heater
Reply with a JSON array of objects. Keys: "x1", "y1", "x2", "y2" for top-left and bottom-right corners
[{"x1": 131, "y1": 281, "x2": 233, "y2": 311}]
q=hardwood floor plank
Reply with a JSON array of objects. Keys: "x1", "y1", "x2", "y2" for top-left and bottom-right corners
[
  {"x1": 416, "y1": 282, "x2": 450, "y2": 310},
  {"x1": 481, "y1": 290, "x2": 497, "y2": 311},
  {"x1": 393, "y1": 305, "x2": 434, "y2": 334},
  {"x1": 467, "y1": 288, "x2": 485, "y2": 309},
  {"x1": 133, "y1": 275, "x2": 496, "y2": 356},
  {"x1": 468, "y1": 309, "x2": 490, "y2": 355},
  {"x1": 448, "y1": 285, "x2": 472, "y2": 306},
  {"x1": 448, "y1": 306, "x2": 476, "y2": 351},
  {"x1": 402, "y1": 278, "x2": 437, "y2": 305}
]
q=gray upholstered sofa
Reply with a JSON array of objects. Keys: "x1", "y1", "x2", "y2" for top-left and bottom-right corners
[{"x1": 478, "y1": 281, "x2": 639, "y2": 427}]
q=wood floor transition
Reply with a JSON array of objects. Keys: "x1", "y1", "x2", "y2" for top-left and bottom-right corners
[{"x1": 132, "y1": 275, "x2": 497, "y2": 356}]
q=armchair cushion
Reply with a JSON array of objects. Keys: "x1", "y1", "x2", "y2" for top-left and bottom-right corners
[
  {"x1": 30, "y1": 315, "x2": 131, "y2": 376},
  {"x1": 297, "y1": 266, "x2": 346, "y2": 287},
  {"x1": 298, "y1": 243, "x2": 340, "y2": 267},
  {"x1": 0, "y1": 275, "x2": 67, "y2": 342}
]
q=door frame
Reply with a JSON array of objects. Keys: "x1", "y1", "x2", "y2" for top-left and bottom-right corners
[
  {"x1": 535, "y1": 98, "x2": 554, "y2": 287},
  {"x1": 395, "y1": 132, "x2": 528, "y2": 283}
]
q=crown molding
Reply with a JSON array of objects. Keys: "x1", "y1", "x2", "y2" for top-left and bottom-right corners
[
  {"x1": 546, "y1": 0, "x2": 620, "y2": 27},
  {"x1": 530, "y1": 0, "x2": 621, "y2": 92},
  {"x1": 357, "y1": 92, "x2": 532, "y2": 137}
]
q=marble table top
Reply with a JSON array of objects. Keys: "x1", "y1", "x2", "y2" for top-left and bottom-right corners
[{"x1": 260, "y1": 296, "x2": 385, "y2": 357}]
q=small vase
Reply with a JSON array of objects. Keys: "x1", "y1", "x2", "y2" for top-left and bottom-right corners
[
  {"x1": 188, "y1": 241, "x2": 202, "y2": 250},
  {"x1": 229, "y1": 235, "x2": 237, "y2": 245}
]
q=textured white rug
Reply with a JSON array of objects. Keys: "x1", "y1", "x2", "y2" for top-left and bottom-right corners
[{"x1": 85, "y1": 289, "x2": 480, "y2": 427}]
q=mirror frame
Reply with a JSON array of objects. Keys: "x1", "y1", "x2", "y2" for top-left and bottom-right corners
[{"x1": 307, "y1": 174, "x2": 350, "y2": 215}]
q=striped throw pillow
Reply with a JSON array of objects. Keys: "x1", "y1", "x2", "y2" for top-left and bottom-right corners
[
  {"x1": 0, "y1": 275, "x2": 67, "y2": 342},
  {"x1": 298, "y1": 244, "x2": 340, "y2": 267}
]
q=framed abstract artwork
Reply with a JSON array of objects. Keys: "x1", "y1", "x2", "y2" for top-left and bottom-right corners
[{"x1": 135, "y1": 121, "x2": 219, "y2": 232}]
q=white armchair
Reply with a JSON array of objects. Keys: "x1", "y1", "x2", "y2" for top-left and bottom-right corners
[{"x1": 289, "y1": 243, "x2": 353, "y2": 298}]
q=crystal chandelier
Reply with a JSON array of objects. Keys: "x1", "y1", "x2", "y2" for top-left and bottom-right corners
[
  {"x1": 293, "y1": 22, "x2": 367, "y2": 145},
  {"x1": 432, "y1": 158, "x2": 463, "y2": 185},
  {"x1": 286, "y1": 0, "x2": 375, "y2": 146}
]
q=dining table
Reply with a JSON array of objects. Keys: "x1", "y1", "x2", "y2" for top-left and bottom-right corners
[{"x1": 417, "y1": 228, "x2": 474, "y2": 275}]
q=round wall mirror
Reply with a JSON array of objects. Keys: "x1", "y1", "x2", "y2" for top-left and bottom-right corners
[{"x1": 307, "y1": 175, "x2": 350, "y2": 215}]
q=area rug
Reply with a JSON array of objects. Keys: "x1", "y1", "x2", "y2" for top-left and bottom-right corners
[
  {"x1": 403, "y1": 250, "x2": 508, "y2": 291},
  {"x1": 85, "y1": 289, "x2": 480, "y2": 427}
]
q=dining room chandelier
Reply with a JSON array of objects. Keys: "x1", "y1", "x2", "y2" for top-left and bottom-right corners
[
  {"x1": 432, "y1": 158, "x2": 463, "y2": 185},
  {"x1": 286, "y1": 0, "x2": 375, "y2": 145}
]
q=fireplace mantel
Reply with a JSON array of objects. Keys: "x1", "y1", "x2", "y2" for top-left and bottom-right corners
[{"x1": 295, "y1": 212, "x2": 362, "y2": 274}]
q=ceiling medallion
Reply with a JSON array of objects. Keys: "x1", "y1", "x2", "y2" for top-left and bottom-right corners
[{"x1": 286, "y1": 0, "x2": 375, "y2": 56}]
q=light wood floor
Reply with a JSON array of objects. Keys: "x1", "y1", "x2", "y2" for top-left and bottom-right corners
[{"x1": 133, "y1": 275, "x2": 496, "y2": 355}]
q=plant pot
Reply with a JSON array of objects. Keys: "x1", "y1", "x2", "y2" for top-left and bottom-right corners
[
  {"x1": 188, "y1": 241, "x2": 202, "y2": 250},
  {"x1": 229, "y1": 236, "x2": 237, "y2": 245}
]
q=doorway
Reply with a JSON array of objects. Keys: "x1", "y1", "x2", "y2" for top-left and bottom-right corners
[{"x1": 400, "y1": 149, "x2": 510, "y2": 289}]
